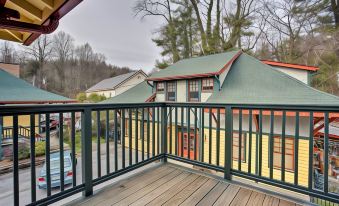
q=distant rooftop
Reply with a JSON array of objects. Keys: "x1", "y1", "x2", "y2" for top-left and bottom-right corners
[
  {"x1": 0, "y1": 69, "x2": 75, "y2": 104},
  {"x1": 86, "y1": 70, "x2": 147, "y2": 93}
]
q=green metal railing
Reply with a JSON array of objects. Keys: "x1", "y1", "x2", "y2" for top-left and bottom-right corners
[{"x1": 0, "y1": 102, "x2": 338, "y2": 205}]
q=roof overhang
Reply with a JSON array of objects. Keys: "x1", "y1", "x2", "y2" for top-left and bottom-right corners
[
  {"x1": 261, "y1": 60, "x2": 319, "y2": 72},
  {"x1": 147, "y1": 51, "x2": 242, "y2": 81},
  {"x1": 0, "y1": 0, "x2": 82, "y2": 45}
]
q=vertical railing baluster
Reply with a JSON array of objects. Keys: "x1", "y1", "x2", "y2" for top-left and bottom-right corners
[
  {"x1": 269, "y1": 110, "x2": 274, "y2": 179},
  {"x1": 225, "y1": 107, "x2": 232, "y2": 180},
  {"x1": 209, "y1": 108, "x2": 212, "y2": 164},
  {"x1": 216, "y1": 108, "x2": 220, "y2": 166},
  {"x1": 258, "y1": 110, "x2": 263, "y2": 177},
  {"x1": 201, "y1": 107, "x2": 204, "y2": 162},
  {"x1": 152, "y1": 107, "x2": 155, "y2": 157},
  {"x1": 81, "y1": 109, "x2": 93, "y2": 197},
  {"x1": 181, "y1": 107, "x2": 184, "y2": 157},
  {"x1": 46, "y1": 114, "x2": 51, "y2": 197},
  {"x1": 30, "y1": 114, "x2": 36, "y2": 203},
  {"x1": 281, "y1": 111, "x2": 286, "y2": 182},
  {"x1": 157, "y1": 107, "x2": 160, "y2": 155},
  {"x1": 194, "y1": 107, "x2": 197, "y2": 160},
  {"x1": 105, "y1": 110, "x2": 110, "y2": 173},
  {"x1": 169, "y1": 106, "x2": 172, "y2": 155},
  {"x1": 147, "y1": 108, "x2": 150, "y2": 159},
  {"x1": 238, "y1": 109, "x2": 242, "y2": 171},
  {"x1": 141, "y1": 108, "x2": 145, "y2": 161},
  {"x1": 59, "y1": 113, "x2": 65, "y2": 191},
  {"x1": 129, "y1": 109, "x2": 133, "y2": 165},
  {"x1": 248, "y1": 110, "x2": 252, "y2": 174},
  {"x1": 71, "y1": 112, "x2": 76, "y2": 186},
  {"x1": 308, "y1": 112, "x2": 314, "y2": 190},
  {"x1": 114, "y1": 110, "x2": 118, "y2": 171},
  {"x1": 96, "y1": 111, "x2": 101, "y2": 177},
  {"x1": 187, "y1": 107, "x2": 190, "y2": 159},
  {"x1": 13, "y1": 115, "x2": 19, "y2": 206},
  {"x1": 135, "y1": 108, "x2": 139, "y2": 162},
  {"x1": 175, "y1": 107, "x2": 178, "y2": 156},
  {"x1": 294, "y1": 111, "x2": 299, "y2": 185},
  {"x1": 324, "y1": 112, "x2": 329, "y2": 194},
  {"x1": 121, "y1": 109, "x2": 125, "y2": 169}
]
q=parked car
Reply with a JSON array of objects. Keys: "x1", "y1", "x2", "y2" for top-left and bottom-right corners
[
  {"x1": 38, "y1": 151, "x2": 75, "y2": 189},
  {"x1": 40, "y1": 118, "x2": 59, "y2": 132}
]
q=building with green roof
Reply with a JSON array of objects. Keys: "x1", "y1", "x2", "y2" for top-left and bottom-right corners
[
  {"x1": 103, "y1": 51, "x2": 339, "y2": 186},
  {"x1": 0, "y1": 69, "x2": 75, "y2": 104}
]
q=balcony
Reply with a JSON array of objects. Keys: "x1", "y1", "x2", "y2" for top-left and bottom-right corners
[{"x1": 0, "y1": 102, "x2": 338, "y2": 206}]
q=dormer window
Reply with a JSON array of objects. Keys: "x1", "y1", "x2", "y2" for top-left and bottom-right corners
[
  {"x1": 202, "y1": 78, "x2": 214, "y2": 92},
  {"x1": 188, "y1": 80, "x2": 199, "y2": 102},
  {"x1": 156, "y1": 82, "x2": 164, "y2": 92},
  {"x1": 166, "y1": 82, "x2": 176, "y2": 101}
]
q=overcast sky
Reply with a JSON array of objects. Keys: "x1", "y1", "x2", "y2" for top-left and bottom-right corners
[{"x1": 56, "y1": 0, "x2": 164, "y2": 72}]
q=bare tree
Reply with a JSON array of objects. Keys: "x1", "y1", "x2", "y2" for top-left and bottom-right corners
[
  {"x1": 25, "y1": 35, "x2": 53, "y2": 87},
  {"x1": 0, "y1": 41, "x2": 16, "y2": 63},
  {"x1": 134, "y1": 0, "x2": 180, "y2": 62}
]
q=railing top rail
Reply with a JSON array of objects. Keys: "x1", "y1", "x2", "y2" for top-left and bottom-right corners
[{"x1": 0, "y1": 102, "x2": 339, "y2": 116}]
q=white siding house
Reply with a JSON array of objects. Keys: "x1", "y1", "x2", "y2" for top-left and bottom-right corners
[{"x1": 85, "y1": 70, "x2": 147, "y2": 98}]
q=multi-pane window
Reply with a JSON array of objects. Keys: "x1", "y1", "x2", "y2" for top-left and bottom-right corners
[
  {"x1": 156, "y1": 82, "x2": 164, "y2": 92},
  {"x1": 166, "y1": 82, "x2": 176, "y2": 101},
  {"x1": 232, "y1": 132, "x2": 246, "y2": 162},
  {"x1": 202, "y1": 78, "x2": 214, "y2": 91},
  {"x1": 273, "y1": 137, "x2": 294, "y2": 171},
  {"x1": 188, "y1": 80, "x2": 199, "y2": 102}
]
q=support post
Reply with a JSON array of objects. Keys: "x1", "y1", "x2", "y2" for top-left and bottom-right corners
[
  {"x1": 224, "y1": 106, "x2": 233, "y2": 180},
  {"x1": 81, "y1": 109, "x2": 93, "y2": 197},
  {"x1": 0, "y1": 116, "x2": 3, "y2": 160},
  {"x1": 161, "y1": 106, "x2": 167, "y2": 162}
]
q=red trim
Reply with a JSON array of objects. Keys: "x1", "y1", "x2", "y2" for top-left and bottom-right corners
[
  {"x1": 24, "y1": 0, "x2": 83, "y2": 46},
  {"x1": 261, "y1": 60, "x2": 319, "y2": 72},
  {"x1": 145, "y1": 93, "x2": 156, "y2": 102},
  {"x1": 147, "y1": 51, "x2": 242, "y2": 81},
  {"x1": 204, "y1": 108, "x2": 339, "y2": 118},
  {"x1": 0, "y1": 100, "x2": 77, "y2": 104},
  {"x1": 216, "y1": 51, "x2": 242, "y2": 75},
  {"x1": 316, "y1": 132, "x2": 339, "y2": 139}
]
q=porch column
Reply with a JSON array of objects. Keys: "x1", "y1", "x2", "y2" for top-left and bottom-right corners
[{"x1": 0, "y1": 116, "x2": 3, "y2": 160}]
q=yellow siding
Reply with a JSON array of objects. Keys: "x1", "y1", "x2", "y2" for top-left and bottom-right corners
[
  {"x1": 123, "y1": 121, "x2": 160, "y2": 155},
  {"x1": 124, "y1": 121, "x2": 309, "y2": 187},
  {"x1": 3, "y1": 114, "x2": 40, "y2": 134}
]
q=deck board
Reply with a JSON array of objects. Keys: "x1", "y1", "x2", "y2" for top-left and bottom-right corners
[
  {"x1": 71, "y1": 164, "x2": 301, "y2": 206},
  {"x1": 180, "y1": 178, "x2": 219, "y2": 206}
]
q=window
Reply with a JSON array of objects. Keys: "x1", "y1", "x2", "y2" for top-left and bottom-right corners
[
  {"x1": 156, "y1": 82, "x2": 164, "y2": 92},
  {"x1": 273, "y1": 137, "x2": 294, "y2": 171},
  {"x1": 202, "y1": 78, "x2": 214, "y2": 91},
  {"x1": 183, "y1": 134, "x2": 195, "y2": 151},
  {"x1": 166, "y1": 82, "x2": 176, "y2": 101},
  {"x1": 188, "y1": 80, "x2": 199, "y2": 102},
  {"x1": 233, "y1": 132, "x2": 246, "y2": 162}
]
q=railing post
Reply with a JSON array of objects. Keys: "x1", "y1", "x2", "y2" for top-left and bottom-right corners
[
  {"x1": 161, "y1": 105, "x2": 167, "y2": 162},
  {"x1": 81, "y1": 108, "x2": 93, "y2": 196},
  {"x1": 224, "y1": 106, "x2": 233, "y2": 180},
  {"x1": 0, "y1": 116, "x2": 3, "y2": 160}
]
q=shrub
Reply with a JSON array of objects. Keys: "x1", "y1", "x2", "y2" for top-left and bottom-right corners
[
  {"x1": 35, "y1": 141, "x2": 45, "y2": 156},
  {"x1": 76, "y1": 92, "x2": 87, "y2": 102},
  {"x1": 18, "y1": 144, "x2": 30, "y2": 160}
]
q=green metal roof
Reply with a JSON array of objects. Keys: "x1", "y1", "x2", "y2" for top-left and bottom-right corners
[
  {"x1": 101, "y1": 81, "x2": 153, "y2": 103},
  {"x1": 147, "y1": 50, "x2": 241, "y2": 81},
  {"x1": 0, "y1": 69, "x2": 74, "y2": 104},
  {"x1": 207, "y1": 53, "x2": 339, "y2": 105}
]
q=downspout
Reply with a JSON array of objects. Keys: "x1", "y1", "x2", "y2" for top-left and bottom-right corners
[
  {"x1": 0, "y1": 10, "x2": 60, "y2": 34},
  {"x1": 214, "y1": 75, "x2": 221, "y2": 91}
]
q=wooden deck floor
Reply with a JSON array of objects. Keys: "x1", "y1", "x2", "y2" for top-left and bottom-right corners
[{"x1": 69, "y1": 164, "x2": 301, "y2": 206}]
